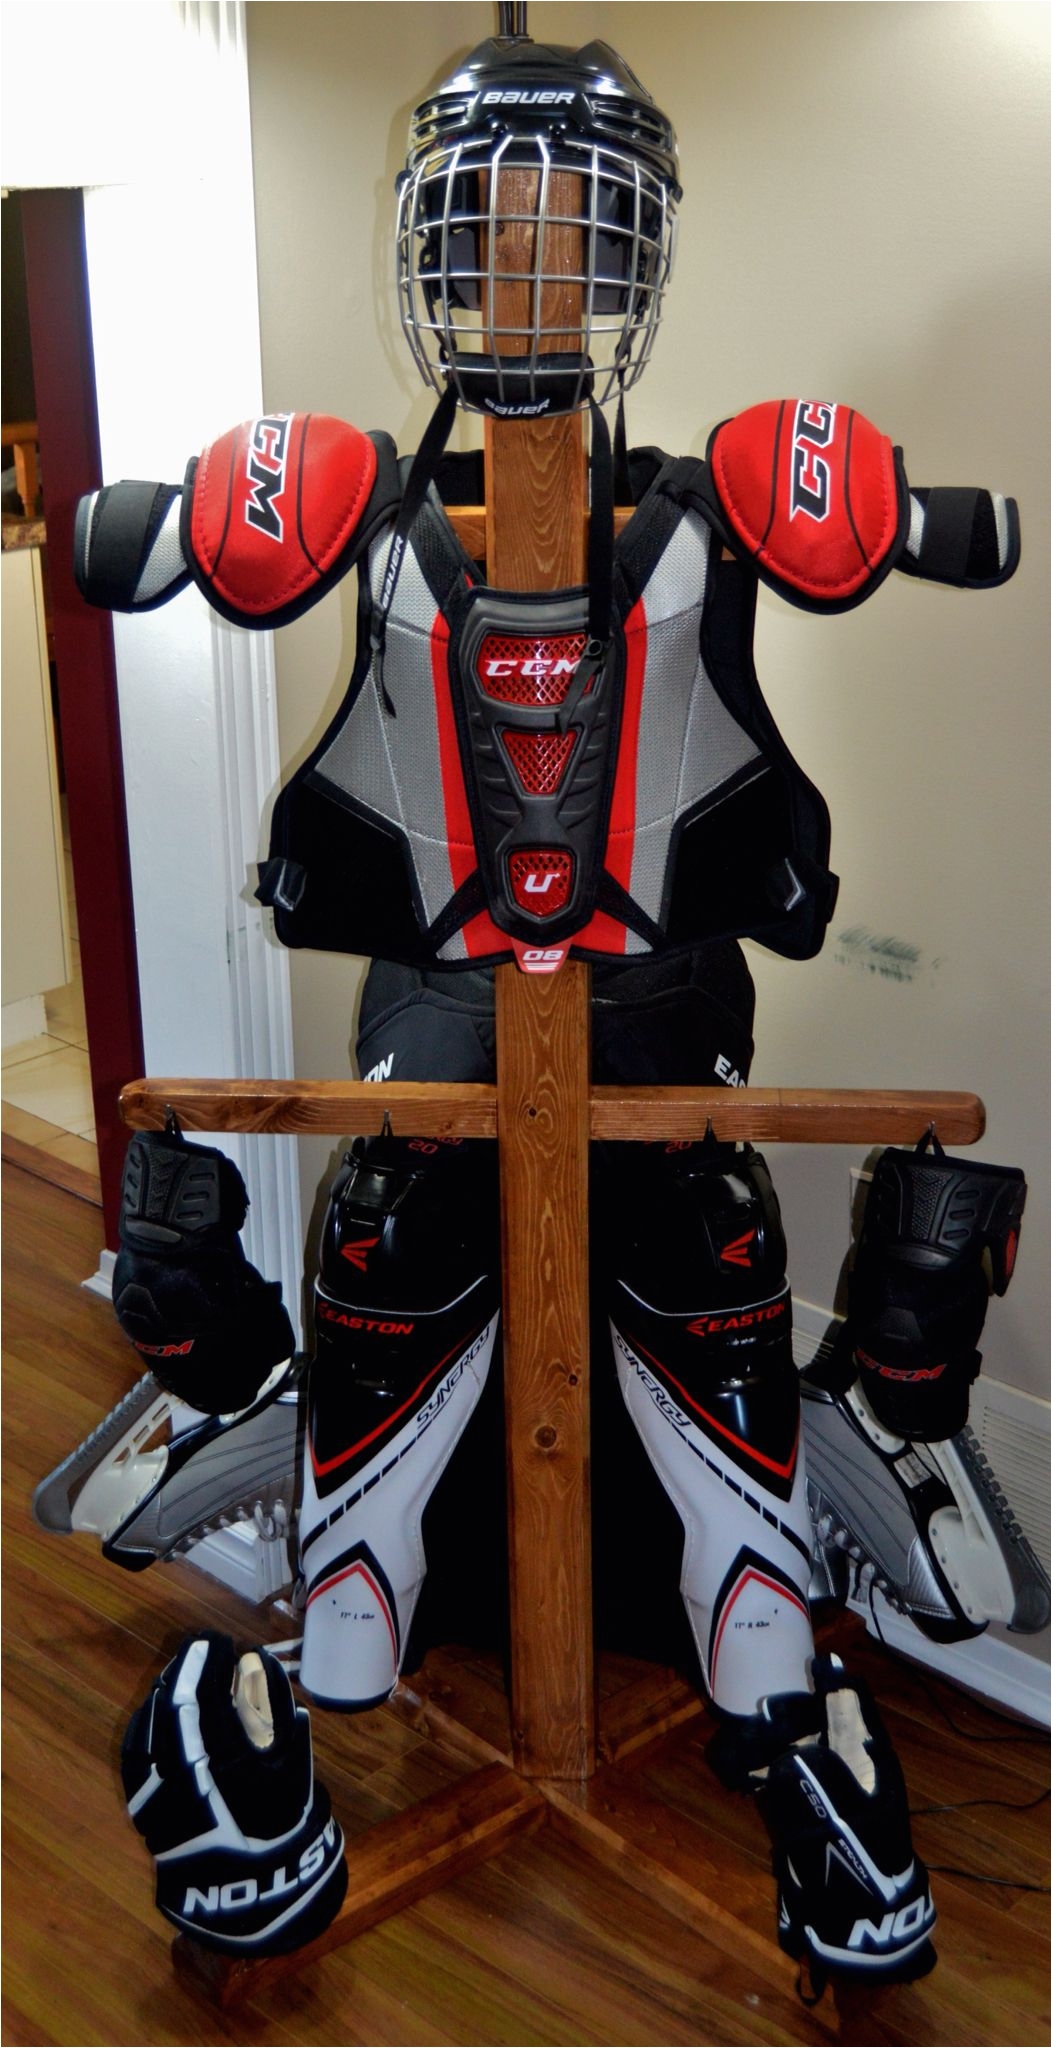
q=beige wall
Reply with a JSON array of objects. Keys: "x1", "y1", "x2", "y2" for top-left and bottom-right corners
[{"x1": 247, "y1": 3, "x2": 1049, "y2": 1398}]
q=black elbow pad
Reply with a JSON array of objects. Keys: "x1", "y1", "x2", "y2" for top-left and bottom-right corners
[{"x1": 74, "y1": 479, "x2": 189, "y2": 612}]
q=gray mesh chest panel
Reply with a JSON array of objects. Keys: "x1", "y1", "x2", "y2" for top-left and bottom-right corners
[
  {"x1": 616, "y1": 512, "x2": 763, "y2": 944},
  {"x1": 312, "y1": 533, "x2": 466, "y2": 948}
]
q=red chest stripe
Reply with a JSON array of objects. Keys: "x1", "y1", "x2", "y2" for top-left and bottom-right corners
[{"x1": 573, "y1": 594, "x2": 648, "y2": 955}]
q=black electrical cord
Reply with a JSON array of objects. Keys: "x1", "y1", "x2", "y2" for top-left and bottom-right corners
[
  {"x1": 861, "y1": 1579, "x2": 1050, "y2": 1892},
  {"x1": 912, "y1": 1789, "x2": 1049, "y2": 1817}
]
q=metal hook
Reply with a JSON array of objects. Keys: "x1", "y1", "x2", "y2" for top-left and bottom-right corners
[{"x1": 497, "y1": 1, "x2": 529, "y2": 39}]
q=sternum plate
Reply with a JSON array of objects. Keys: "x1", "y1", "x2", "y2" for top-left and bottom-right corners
[{"x1": 452, "y1": 590, "x2": 621, "y2": 944}]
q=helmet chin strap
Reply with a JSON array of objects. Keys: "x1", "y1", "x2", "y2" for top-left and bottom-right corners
[{"x1": 371, "y1": 379, "x2": 616, "y2": 722}]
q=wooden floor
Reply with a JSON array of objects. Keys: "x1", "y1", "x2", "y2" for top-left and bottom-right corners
[{"x1": 3, "y1": 1157, "x2": 1049, "y2": 2047}]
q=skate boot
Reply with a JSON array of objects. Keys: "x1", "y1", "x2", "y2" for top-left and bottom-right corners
[
  {"x1": 711, "y1": 1653, "x2": 936, "y2": 1991},
  {"x1": 802, "y1": 1132, "x2": 1046, "y2": 1639},
  {"x1": 122, "y1": 1631, "x2": 347, "y2": 1955},
  {"x1": 32, "y1": 1124, "x2": 300, "y2": 1569}
]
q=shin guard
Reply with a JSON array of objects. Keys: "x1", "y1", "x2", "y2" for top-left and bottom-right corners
[
  {"x1": 713, "y1": 1655, "x2": 935, "y2": 1990},
  {"x1": 607, "y1": 1135, "x2": 815, "y2": 1715},
  {"x1": 834, "y1": 1132, "x2": 1025, "y2": 1441},
  {"x1": 122, "y1": 1633, "x2": 347, "y2": 1956},
  {"x1": 298, "y1": 1134, "x2": 500, "y2": 1709}
]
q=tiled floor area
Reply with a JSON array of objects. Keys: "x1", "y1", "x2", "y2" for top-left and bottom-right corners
[{"x1": 1, "y1": 824, "x2": 100, "y2": 1194}]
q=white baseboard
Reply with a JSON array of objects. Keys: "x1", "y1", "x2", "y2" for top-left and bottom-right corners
[
  {"x1": 82, "y1": 1248, "x2": 116, "y2": 1301},
  {"x1": 794, "y1": 1296, "x2": 1051, "y2": 1728}
]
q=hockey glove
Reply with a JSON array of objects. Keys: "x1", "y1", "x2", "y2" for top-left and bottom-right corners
[
  {"x1": 113, "y1": 1124, "x2": 295, "y2": 1415},
  {"x1": 710, "y1": 1653, "x2": 936, "y2": 1991},
  {"x1": 833, "y1": 1131, "x2": 1026, "y2": 1440},
  {"x1": 121, "y1": 1632, "x2": 347, "y2": 1956}
]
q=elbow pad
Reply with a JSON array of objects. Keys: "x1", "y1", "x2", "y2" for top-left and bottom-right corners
[
  {"x1": 74, "y1": 480, "x2": 189, "y2": 613},
  {"x1": 897, "y1": 485, "x2": 1020, "y2": 589}
]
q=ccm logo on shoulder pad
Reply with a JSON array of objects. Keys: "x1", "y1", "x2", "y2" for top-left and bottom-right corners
[
  {"x1": 708, "y1": 398, "x2": 908, "y2": 611},
  {"x1": 182, "y1": 413, "x2": 387, "y2": 631}
]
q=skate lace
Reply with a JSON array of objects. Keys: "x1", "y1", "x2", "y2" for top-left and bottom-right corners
[
  {"x1": 812, "y1": 1505, "x2": 906, "y2": 1614},
  {"x1": 171, "y1": 1493, "x2": 292, "y2": 1555}
]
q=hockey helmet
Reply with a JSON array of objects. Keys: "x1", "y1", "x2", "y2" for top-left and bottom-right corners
[{"x1": 396, "y1": 34, "x2": 681, "y2": 416}]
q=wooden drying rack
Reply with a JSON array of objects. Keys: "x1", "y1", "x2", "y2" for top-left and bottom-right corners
[{"x1": 117, "y1": 165, "x2": 985, "y2": 2008}]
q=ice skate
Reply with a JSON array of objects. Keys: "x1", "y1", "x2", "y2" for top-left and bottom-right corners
[
  {"x1": 804, "y1": 1131, "x2": 1046, "y2": 1638},
  {"x1": 32, "y1": 1360, "x2": 301, "y2": 1570},
  {"x1": 802, "y1": 1368, "x2": 1050, "y2": 1638}
]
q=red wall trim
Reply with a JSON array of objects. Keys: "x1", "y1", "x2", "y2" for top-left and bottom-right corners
[{"x1": 21, "y1": 189, "x2": 144, "y2": 1246}]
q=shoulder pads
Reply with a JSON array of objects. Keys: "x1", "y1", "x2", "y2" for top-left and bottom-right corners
[
  {"x1": 705, "y1": 399, "x2": 909, "y2": 611},
  {"x1": 74, "y1": 415, "x2": 400, "y2": 627},
  {"x1": 182, "y1": 414, "x2": 400, "y2": 629}
]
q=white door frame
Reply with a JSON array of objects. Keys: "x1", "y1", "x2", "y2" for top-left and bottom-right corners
[{"x1": 76, "y1": 2, "x2": 303, "y2": 1326}]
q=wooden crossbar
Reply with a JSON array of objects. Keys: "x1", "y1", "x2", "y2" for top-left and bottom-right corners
[{"x1": 119, "y1": 1077, "x2": 985, "y2": 1147}]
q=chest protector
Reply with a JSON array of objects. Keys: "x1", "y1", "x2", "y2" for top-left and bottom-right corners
[
  {"x1": 75, "y1": 397, "x2": 1018, "y2": 971},
  {"x1": 259, "y1": 452, "x2": 840, "y2": 969}
]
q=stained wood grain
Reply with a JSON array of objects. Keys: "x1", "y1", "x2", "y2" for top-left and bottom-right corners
[
  {"x1": 118, "y1": 1076, "x2": 986, "y2": 1147},
  {"x1": 173, "y1": 1766, "x2": 547, "y2": 2010},
  {"x1": 496, "y1": 961, "x2": 595, "y2": 1780},
  {"x1": 448, "y1": 504, "x2": 634, "y2": 564}
]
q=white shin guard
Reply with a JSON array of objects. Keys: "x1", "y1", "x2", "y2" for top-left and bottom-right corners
[
  {"x1": 298, "y1": 1304, "x2": 498, "y2": 1709},
  {"x1": 611, "y1": 1309, "x2": 815, "y2": 1715}
]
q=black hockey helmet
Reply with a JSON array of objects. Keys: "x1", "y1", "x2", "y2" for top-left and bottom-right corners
[{"x1": 395, "y1": 33, "x2": 681, "y2": 416}]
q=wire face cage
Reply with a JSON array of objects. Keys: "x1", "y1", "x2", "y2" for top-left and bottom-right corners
[{"x1": 396, "y1": 42, "x2": 680, "y2": 417}]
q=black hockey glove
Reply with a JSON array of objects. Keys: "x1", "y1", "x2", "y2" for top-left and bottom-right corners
[
  {"x1": 113, "y1": 1123, "x2": 295, "y2": 1415},
  {"x1": 833, "y1": 1131, "x2": 1026, "y2": 1440},
  {"x1": 121, "y1": 1632, "x2": 347, "y2": 1956}
]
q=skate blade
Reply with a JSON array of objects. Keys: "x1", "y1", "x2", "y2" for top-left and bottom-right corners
[
  {"x1": 32, "y1": 1373, "x2": 174, "y2": 1535},
  {"x1": 33, "y1": 1362, "x2": 301, "y2": 1567},
  {"x1": 924, "y1": 1427, "x2": 1050, "y2": 1633},
  {"x1": 801, "y1": 1377, "x2": 1050, "y2": 1636},
  {"x1": 800, "y1": 1380, "x2": 962, "y2": 1632}
]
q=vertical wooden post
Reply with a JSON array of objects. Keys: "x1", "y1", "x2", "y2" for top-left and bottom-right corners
[
  {"x1": 496, "y1": 964, "x2": 594, "y2": 1778},
  {"x1": 485, "y1": 167, "x2": 596, "y2": 1778}
]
